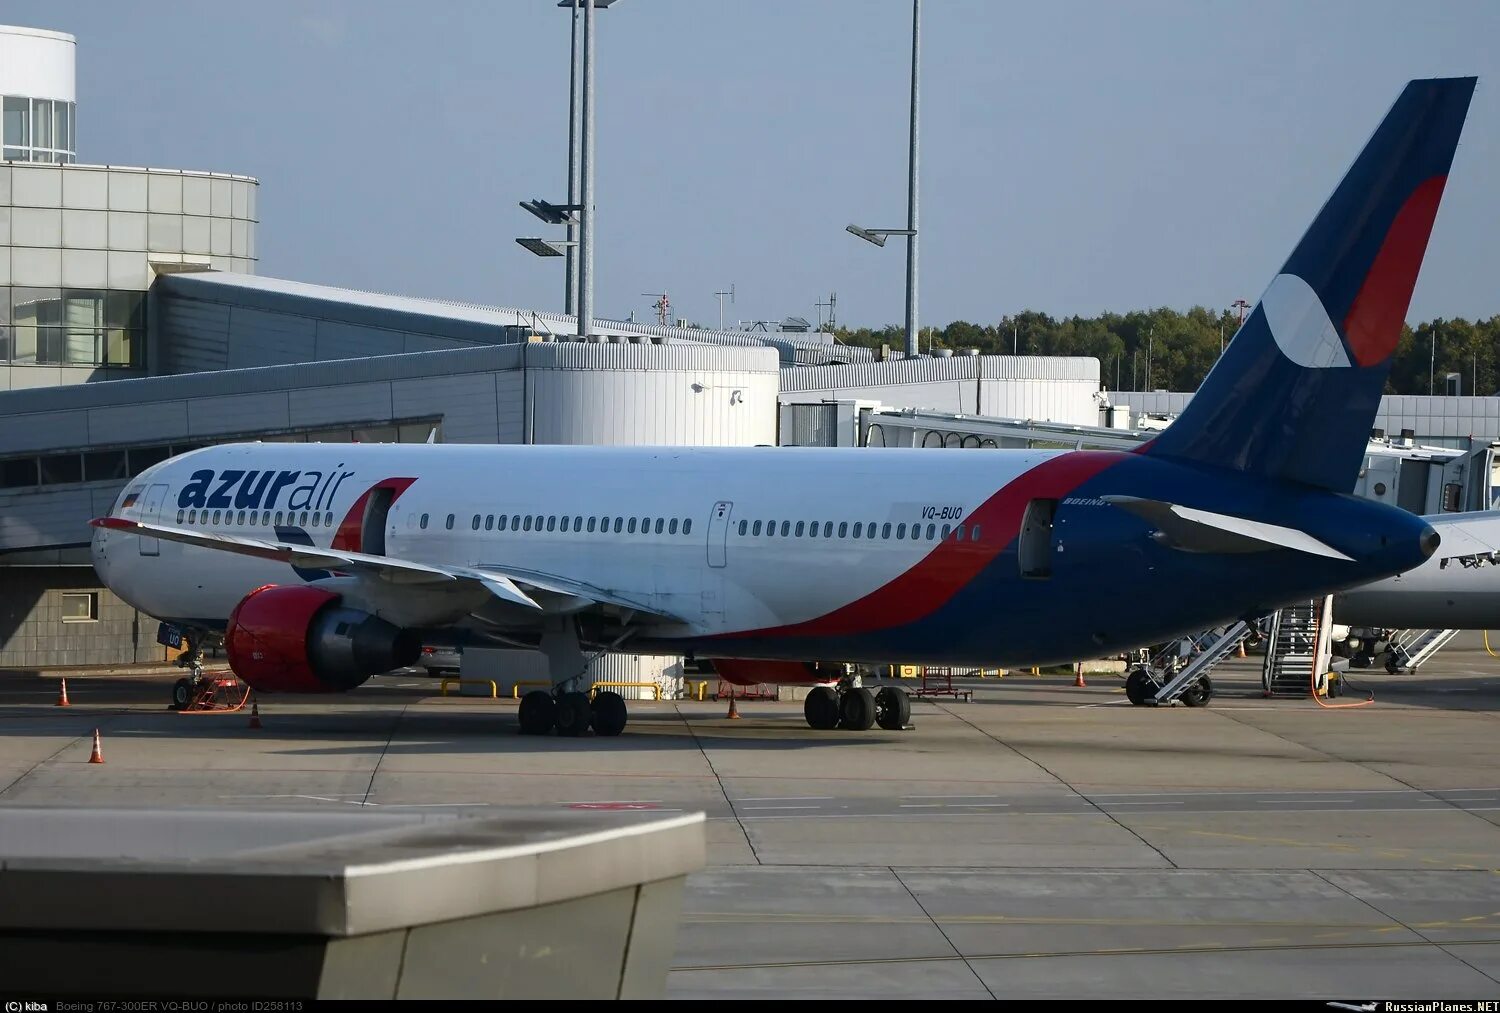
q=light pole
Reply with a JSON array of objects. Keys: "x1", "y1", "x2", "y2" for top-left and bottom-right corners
[
  {"x1": 564, "y1": 0, "x2": 581, "y2": 315},
  {"x1": 846, "y1": 0, "x2": 922, "y2": 358}
]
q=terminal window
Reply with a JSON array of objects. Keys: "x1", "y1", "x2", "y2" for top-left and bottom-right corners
[
  {"x1": 4, "y1": 289, "x2": 145, "y2": 368},
  {"x1": 60, "y1": 592, "x2": 98, "y2": 623}
]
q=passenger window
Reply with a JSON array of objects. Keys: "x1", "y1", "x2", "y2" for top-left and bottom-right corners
[
  {"x1": 445, "y1": 514, "x2": 455, "y2": 530},
  {"x1": 808, "y1": 521, "x2": 818, "y2": 538},
  {"x1": 418, "y1": 513, "x2": 427, "y2": 530},
  {"x1": 824, "y1": 521, "x2": 833, "y2": 538},
  {"x1": 471, "y1": 515, "x2": 480, "y2": 530},
  {"x1": 683, "y1": 519, "x2": 692, "y2": 535},
  {"x1": 795, "y1": 521, "x2": 805, "y2": 536},
  {"x1": 301, "y1": 512, "x2": 310, "y2": 527},
  {"x1": 955, "y1": 524, "x2": 965, "y2": 541},
  {"x1": 655, "y1": 518, "x2": 664, "y2": 534},
  {"x1": 497, "y1": 515, "x2": 507, "y2": 531},
  {"x1": 913, "y1": 525, "x2": 923, "y2": 540},
  {"x1": 187, "y1": 509, "x2": 197, "y2": 524},
  {"x1": 485, "y1": 515, "x2": 493, "y2": 530},
  {"x1": 326, "y1": 512, "x2": 334, "y2": 527},
  {"x1": 211, "y1": 510, "x2": 220, "y2": 524},
  {"x1": 752, "y1": 520, "x2": 761, "y2": 536},
  {"x1": 867, "y1": 524, "x2": 876, "y2": 539},
  {"x1": 235, "y1": 510, "x2": 244, "y2": 526},
  {"x1": 883, "y1": 523, "x2": 892, "y2": 539},
  {"x1": 523, "y1": 516, "x2": 532, "y2": 531},
  {"x1": 311, "y1": 512, "x2": 320, "y2": 528},
  {"x1": 263, "y1": 511, "x2": 272, "y2": 526},
  {"x1": 670, "y1": 518, "x2": 679, "y2": 534},
  {"x1": 547, "y1": 516, "x2": 556, "y2": 532},
  {"x1": 534, "y1": 515, "x2": 544, "y2": 530},
  {"x1": 176, "y1": 509, "x2": 184, "y2": 523},
  {"x1": 971, "y1": 525, "x2": 982, "y2": 542},
  {"x1": 896, "y1": 523, "x2": 906, "y2": 538},
  {"x1": 587, "y1": 517, "x2": 597, "y2": 532},
  {"x1": 512, "y1": 515, "x2": 521, "y2": 530},
  {"x1": 628, "y1": 518, "x2": 638, "y2": 534},
  {"x1": 613, "y1": 518, "x2": 623, "y2": 533},
  {"x1": 738, "y1": 520, "x2": 747, "y2": 536},
  {"x1": 942, "y1": 523, "x2": 952, "y2": 539},
  {"x1": 780, "y1": 521, "x2": 790, "y2": 536},
  {"x1": 926, "y1": 523, "x2": 936, "y2": 539},
  {"x1": 838, "y1": 522, "x2": 848, "y2": 538},
  {"x1": 640, "y1": 516, "x2": 649, "y2": 532}
]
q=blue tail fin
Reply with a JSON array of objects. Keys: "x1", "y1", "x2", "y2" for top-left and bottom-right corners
[{"x1": 1143, "y1": 78, "x2": 1476, "y2": 490}]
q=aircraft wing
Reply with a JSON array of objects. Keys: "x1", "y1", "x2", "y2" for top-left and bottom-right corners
[
  {"x1": 1101, "y1": 496, "x2": 1353, "y2": 560},
  {"x1": 90, "y1": 516, "x2": 684, "y2": 621}
]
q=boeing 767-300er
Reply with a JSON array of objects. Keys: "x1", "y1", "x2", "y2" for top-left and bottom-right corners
[{"x1": 92, "y1": 78, "x2": 1475, "y2": 736}]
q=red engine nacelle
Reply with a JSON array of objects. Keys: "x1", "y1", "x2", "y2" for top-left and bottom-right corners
[
  {"x1": 225, "y1": 585, "x2": 421, "y2": 693},
  {"x1": 710, "y1": 659, "x2": 843, "y2": 686}
]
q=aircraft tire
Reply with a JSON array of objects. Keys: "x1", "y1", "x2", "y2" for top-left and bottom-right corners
[
  {"x1": 804, "y1": 686, "x2": 840, "y2": 730},
  {"x1": 839, "y1": 687, "x2": 876, "y2": 731},
  {"x1": 591, "y1": 691, "x2": 628, "y2": 737},
  {"x1": 518, "y1": 690, "x2": 557, "y2": 735},
  {"x1": 555, "y1": 691, "x2": 592, "y2": 737},
  {"x1": 171, "y1": 677, "x2": 196, "y2": 711},
  {"x1": 875, "y1": 686, "x2": 910, "y2": 730}
]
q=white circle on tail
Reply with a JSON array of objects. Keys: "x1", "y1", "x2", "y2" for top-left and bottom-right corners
[{"x1": 1260, "y1": 273, "x2": 1351, "y2": 369}]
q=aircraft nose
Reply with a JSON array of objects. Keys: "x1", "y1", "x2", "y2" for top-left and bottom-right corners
[{"x1": 1419, "y1": 525, "x2": 1441, "y2": 559}]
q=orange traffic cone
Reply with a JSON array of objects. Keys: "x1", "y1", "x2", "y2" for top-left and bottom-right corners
[
  {"x1": 726, "y1": 695, "x2": 741, "y2": 719},
  {"x1": 56, "y1": 677, "x2": 70, "y2": 707},
  {"x1": 248, "y1": 697, "x2": 262, "y2": 729},
  {"x1": 1074, "y1": 663, "x2": 1087, "y2": 688},
  {"x1": 88, "y1": 728, "x2": 104, "y2": 764}
]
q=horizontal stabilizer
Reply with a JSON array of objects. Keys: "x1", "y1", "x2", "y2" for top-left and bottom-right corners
[{"x1": 1102, "y1": 497, "x2": 1353, "y2": 560}]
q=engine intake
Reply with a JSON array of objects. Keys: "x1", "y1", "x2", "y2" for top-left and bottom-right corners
[{"x1": 225, "y1": 584, "x2": 421, "y2": 693}]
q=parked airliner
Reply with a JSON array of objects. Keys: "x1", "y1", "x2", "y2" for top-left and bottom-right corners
[{"x1": 92, "y1": 78, "x2": 1475, "y2": 736}]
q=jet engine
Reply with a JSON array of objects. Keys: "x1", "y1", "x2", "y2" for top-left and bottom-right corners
[{"x1": 224, "y1": 584, "x2": 420, "y2": 693}]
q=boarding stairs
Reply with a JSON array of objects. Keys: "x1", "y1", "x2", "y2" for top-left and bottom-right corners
[
  {"x1": 1385, "y1": 628, "x2": 1460, "y2": 672},
  {"x1": 1148, "y1": 621, "x2": 1252, "y2": 704},
  {"x1": 1262, "y1": 597, "x2": 1333, "y2": 697}
]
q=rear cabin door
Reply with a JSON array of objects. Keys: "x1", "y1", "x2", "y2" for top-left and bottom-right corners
[
  {"x1": 707, "y1": 501, "x2": 733, "y2": 568},
  {"x1": 1018, "y1": 498, "x2": 1057, "y2": 579},
  {"x1": 138, "y1": 483, "x2": 169, "y2": 556}
]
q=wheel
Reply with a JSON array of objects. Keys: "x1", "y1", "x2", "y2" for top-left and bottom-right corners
[
  {"x1": 171, "y1": 677, "x2": 196, "y2": 711},
  {"x1": 1385, "y1": 655, "x2": 1402, "y2": 674},
  {"x1": 804, "y1": 686, "x2": 841, "y2": 730},
  {"x1": 1125, "y1": 668, "x2": 1157, "y2": 706},
  {"x1": 875, "y1": 686, "x2": 910, "y2": 730},
  {"x1": 839, "y1": 687, "x2": 876, "y2": 731},
  {"x1": 1327, "y1": 675, "x2": 1343, "y2": 698},
  {"x1": 1350, "y1": 654, "x2": 1371, "y2": 669},
  {"x1": 1181, "y1": 675, "x2": 1213, "y2": 707},
  {"x1": 590, "y1": 690, "x2": 628, "y2": 737},
  {"x1": 518, "y1": 690, "x2": 557, "y2": 735},
  {"x1": 555, "y1": 691, "x2": 592, "y2": 737}
]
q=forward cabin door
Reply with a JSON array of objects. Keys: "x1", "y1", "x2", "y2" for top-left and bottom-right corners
[
  {"x1": 707, "y1": 501, "x2": 733, "y2": 568},
  {"x1": 138, "y1": 483, "x2": 169, "y2": 556}
]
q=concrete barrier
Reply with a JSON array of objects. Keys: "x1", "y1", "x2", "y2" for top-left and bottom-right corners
[{"x1": 0, "y1": 806, "x2": 705, "y2": 999}]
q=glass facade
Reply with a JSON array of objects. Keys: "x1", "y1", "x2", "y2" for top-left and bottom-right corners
[
  {"x1": 2, "y1": 96, "x2": 76, "y2": 163},
  {"x1": 0, "y1": 288, "x2": 143, "y2": 367}
]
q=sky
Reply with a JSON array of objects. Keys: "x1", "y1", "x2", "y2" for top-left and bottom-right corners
[{"x1": 16, "y1": 1, "x2": 1500, "y2": 329}]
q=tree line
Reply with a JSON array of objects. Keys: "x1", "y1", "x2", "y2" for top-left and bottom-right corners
[{"x1": 833, "y1": 309, "x2": 1500, "y2": 396}]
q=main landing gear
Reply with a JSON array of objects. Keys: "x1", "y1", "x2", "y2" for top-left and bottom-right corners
[
  {"x1": 803, "y1": 682, "x2": 911, "y2": 731},
  {"x1": 518, "y1": 689, "x2": 630, "y2": 737},
  {"x1": 169, "y1": 638, "x2": 208, "y2": 712}
]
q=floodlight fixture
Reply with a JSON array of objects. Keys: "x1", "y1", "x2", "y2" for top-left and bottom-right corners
[
  {"x1": 516, "y1": 237, "x2": 577, "y2": 257},
  {"x1": 520, "y1": 199, "x2": 580, "y2": 226},
  {"x1": 846, "y1": 224, "x2": 915, "y2": 248}
]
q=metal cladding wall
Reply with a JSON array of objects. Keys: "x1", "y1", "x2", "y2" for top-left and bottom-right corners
[
  {"x1": 526, "y1": 344, "x2": 777, "y2": 446},
  {"x1": 1110, "y1": 391, "x2": 1500, "y2": 447},
  {"x1": 0, "y1": 163, "x2": 257, "y2": 390},
  {"x1": 779, "y1": 355, "x2": 1100, "y2": 425}
]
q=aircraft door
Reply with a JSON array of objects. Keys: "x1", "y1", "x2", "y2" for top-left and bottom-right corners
[
  {"x1": 138, "y1": 483, "x2": 170, "y2": 556},
  {"x1": 707, "y1": 501, "x2": 733, "y2": 568},
  {"x1": 362, "y1": 486, "x2": 395, "y2": 556}
]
